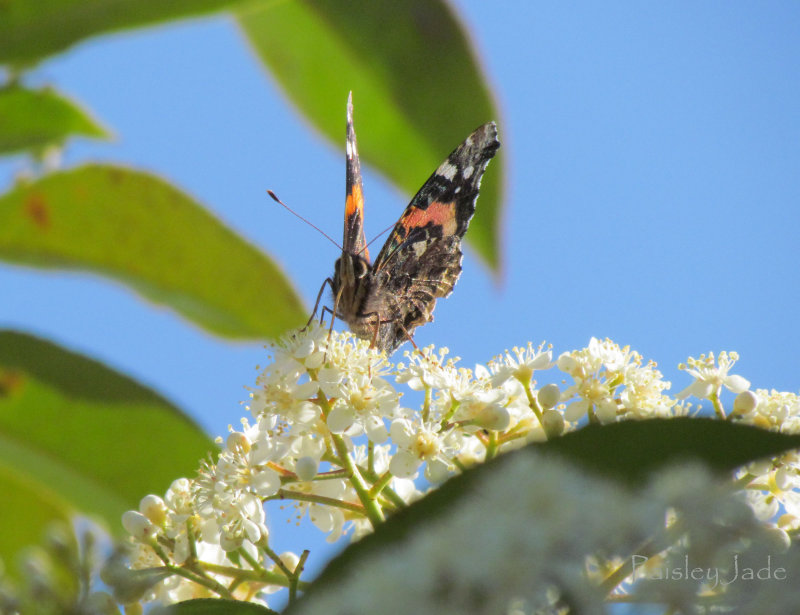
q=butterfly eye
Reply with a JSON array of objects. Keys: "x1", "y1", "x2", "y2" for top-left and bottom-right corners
[{"x1": 354, "y1": 258, "x2": 369, "y2": 279}]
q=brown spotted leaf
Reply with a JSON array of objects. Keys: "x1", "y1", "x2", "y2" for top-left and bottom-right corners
[{"x1": 0, "y1": 165, "x2": 305, "y2": 339}]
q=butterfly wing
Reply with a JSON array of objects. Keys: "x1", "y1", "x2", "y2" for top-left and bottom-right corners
[
  {"x1": 367, "y1": 121, "x2": 500, "y2": 351},
  {"x1": 373, "y1": 121, "x2": 499, "y2": 268},
  {"x1": 343, "y1": 92, "x2": 369, "y2": 261}
]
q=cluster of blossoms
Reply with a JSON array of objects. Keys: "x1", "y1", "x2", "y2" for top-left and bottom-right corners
[{"x1": 109, "y1": 327, "x2": 800, "y2": 611}]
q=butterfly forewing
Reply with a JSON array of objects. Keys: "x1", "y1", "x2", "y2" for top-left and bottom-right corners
[
  {"x1": 373, "y1": 121, "x2": 499, "y2": 271},
  {"x1": 343, "y1": 92, "x2": 369, "y2": 261}
]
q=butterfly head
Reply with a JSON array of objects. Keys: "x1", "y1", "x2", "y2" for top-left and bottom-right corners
[
  {"x1": 334, "y1": 252, "x2": 371, "y2": 286},
  {"x1": 332, "y1": 251, "x2": 374, "y2": 328}
]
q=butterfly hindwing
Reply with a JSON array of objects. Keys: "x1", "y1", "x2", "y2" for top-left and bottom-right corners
[{"x1": 362, "y1": 235, "x2": 465, "y2": 352}]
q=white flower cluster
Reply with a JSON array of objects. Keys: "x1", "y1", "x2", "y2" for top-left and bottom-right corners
[
  {"x1": 734, "y1": 389, "x2": 800, "y2": 538},
  {"x1": 113, "y1": 329, "x2": 800, "y2": 611},
  {"x1": 559, "y1": 337, "x2": 678, "y2": 422}
]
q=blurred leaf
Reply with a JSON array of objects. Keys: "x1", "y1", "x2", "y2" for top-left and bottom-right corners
[
  {"x1": 0, "y1": 165, "x2": 305, "y2": 339},
  {"x1": 0, "y1": 0, "x2": 253, "y2": 66},
  {"x1": 159, "y1": 598, "x2": 277, "y2": 615},
  {"x1": 0, "y1": 462, "x2": 73, "y2": 576},
  {"x1": 238, "y1": 0, "x2": 505, "y2": 271},
  {"x1": 0, "y1": 85, "x2": 109, "y2": 156},
  {"x1": 540, "y1": 417, "x2": 800, "y2": 486},
  {"x1": 0, "y1": 330, "x2": 213, "y2": 560},
  {"x1": 287, "y1": 418, "x2": 800, "y2": 610}
]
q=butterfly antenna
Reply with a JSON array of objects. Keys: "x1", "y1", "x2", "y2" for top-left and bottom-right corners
[
  {"x1": 267, "y1": 190, "x2": 341, "y2": 250},
  {"x1": 360, "y1": 221, "x2": 397, "y2": 256}
]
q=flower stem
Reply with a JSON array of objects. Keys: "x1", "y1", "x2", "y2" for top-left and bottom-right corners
[
  {"x1": 422, "y1": 386, "x2": 432, "y2": 422},
  {"x1": 289, "y1": 550, "x2": 310, "y2": 603},
  {"x1": 484, "y1": 431, "x2": 499, "y2": 461},
  {"x1": 171, "y1": 562, "x2": 234, "y2": 598},
  {"x1": 710, "y1": 391, "x2": 727, "y2": 419},
  {"x1": 266, "y1": 489, "x2": 365, "y2": 514},
  {"x1": 314, "y1": 389, "x2": 385, "y2": 525},
  {"x1": 330, "y1": 431, "x2": 386, "y2": 525},
  {"x1": 522, "y1": 380, "x2": 546, "y2": 437},
  {"x1": 368, "y1": 470, "x2": 394, "y2": 499}
]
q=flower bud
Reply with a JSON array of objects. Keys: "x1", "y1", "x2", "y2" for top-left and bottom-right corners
[
  {"x1": 279, "y1": 551, "x2": 301, "y2": 572},
  {"x1": 542, "y1": 409, "x2": 565, "y2": 438},
  {"x1": 295, "y1": 456, "x2": 319, "y2": 481},
  {"x1": 227, "y1": 431, "x2": 251, "y2": 453},
  {"x1": 121, "y1": 511, "x2": 157, "y2": 542},
  {"x1": 476, "y1": 405, "x2": 511, "y2": 431},
  {"x1": 537, "y1": 383, "x2": 561, "y2": 409},
  {"x1": 759, "y1": 526, "x2": 791, "y2": 553},
  {"x1": 733, "y1": 390, "x2": 758, "y2": 415},
  {"x1": 139, "y1": 494, "x2": 167, "y2": 526}
]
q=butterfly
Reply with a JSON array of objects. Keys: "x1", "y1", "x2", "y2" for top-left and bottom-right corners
[{"x1": 318, "y1": 93, "x2": 499, "y2": 354}]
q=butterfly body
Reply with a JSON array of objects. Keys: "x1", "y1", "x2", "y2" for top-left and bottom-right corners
[{"x1": 330, "y1": 94, "x2": 499, "y2": 354}]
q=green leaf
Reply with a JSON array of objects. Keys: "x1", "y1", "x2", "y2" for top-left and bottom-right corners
[
  {"x1": 0, "y1": 165, "x2": 305, "y2": 339},
  {"x1": 238, "y1": 0, "x2": 504, "y2": 271},
  {"x1": 0, "y1": 0, "x2": 253, "y2": 66},
  {"x1": 286, "y1": 418, "x2": 800, "y2": 611},
  {"x1": 0, "y1": 462, "x2": 73, "y2": 575},
  {"x1": 0, "y1": 330, "x2": 213, "y2": 563},
  {"x1": 157, "y1": 598, "x2": 277, "y2": 615},
  {"x1": 0, "y1": 85, "x2": 109, "y2": 157},
  {"x1": 536, "y1": 417, "x2": 800, "y2": 486}
]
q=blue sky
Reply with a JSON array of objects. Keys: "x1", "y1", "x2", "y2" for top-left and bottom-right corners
[{"x1": 2, "y1": 0, "x2": 800, "y2": 594}]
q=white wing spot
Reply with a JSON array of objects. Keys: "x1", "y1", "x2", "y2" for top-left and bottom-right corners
[
  {"x1": 346, "y1": 140, "x2": 354, "y2": 158},
  {"x1": 462, "y1": 165, "x2": 474, "y2": 179},
  {"x1": 412, "y1": 241, "x2": 427, "y2": 257},
  {"x1": 437, "y1": 161, "x2": 458, "y2": 181}
]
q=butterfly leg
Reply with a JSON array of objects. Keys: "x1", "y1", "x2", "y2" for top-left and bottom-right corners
[
  {"x1": 306, "y1": 277, "x2": 335, "y2": 329},
  {"x1": 368, "y1": 312, "x2": 383, "y2": 350},
  {"x1": 319, "y1": 305, "x2": 336, "y2": 323},
  {"x1": 395, "y1": 320, "x2": 419, "y2": 352},
  {"x1": 319, "y1": 283, "x2": 348, "y2": 361}
]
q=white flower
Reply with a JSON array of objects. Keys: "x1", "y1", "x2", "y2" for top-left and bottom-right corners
[
  {"x1": 618, "y1": 359, "x2": 674, "y2": 418},
  {"x1": 488, "y1": 342, "x2": 553, "y2": 386},
  {"x1": 389, "y1": 417, "x2": 462, "y2": 482},
  {"x1": 676, "y1": 351, "x2": 750, "y2": 400},
  {"x1": 396, "y1": 345, "x2": 464, "y2": 393},
  {"x1": 325, "y1": 373, "x2": 399, "y2": 441}
]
